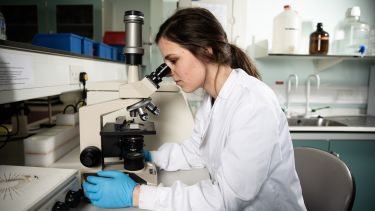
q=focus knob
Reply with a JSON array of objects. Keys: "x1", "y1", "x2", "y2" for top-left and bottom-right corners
[
  {"x1": 52, "y1": 201, "x2": 69, "y2": 211},
  {"x1": 65, "y1": 190, "x2": 82, "y2": 208},
  {"x1": 80, "y1": 146, "x2": 101, "y2": 167}
]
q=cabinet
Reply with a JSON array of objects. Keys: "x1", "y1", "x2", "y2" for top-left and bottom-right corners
[
  {"x1": 46, "y1": 0, "x2": 101, "y2": 41},
  {"x1": 330, "y1": 140, "x2": 375, "y2": 211},
  {"x1": 0, "y1": 0, "x2": 45, "y2": 42},
  {"x1": 292, "y1": 140, "x2": 329, "y2": 151},
  {"x1": 292, "y1": 132, "x2": 375, "y2": 211},
  {"x1": 0, "y1": 0, "x2": 102, "y2": 42}
]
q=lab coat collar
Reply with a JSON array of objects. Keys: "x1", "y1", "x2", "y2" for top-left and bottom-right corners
[
  {"x1": 199, "y1": 68, "x2": 241, "y2": 145},
  {"x1": 216, "y1": 68, "x2": 241, "y2": 100}
]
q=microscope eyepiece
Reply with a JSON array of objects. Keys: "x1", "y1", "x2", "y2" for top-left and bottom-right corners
[
  {"x1": 124, "y1": 10, "x2": 144, "y2": 17},
  {"x1": 146, "y1": 63, "x2": 171, "y2": 88},
  {"x1": 124, "y1": 10, "x2": 144, "y2": 65}
]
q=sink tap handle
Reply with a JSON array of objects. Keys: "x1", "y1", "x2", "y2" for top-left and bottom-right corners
[
  {"x1": 307, "y1": 74, "x2": 320, "y2": 89},
  {"x1": 311, "y1": 106, "x2": 330, "y2": 113},
  {"x1": 287, "y1": 74, "x2": 299, "y2": 92}
]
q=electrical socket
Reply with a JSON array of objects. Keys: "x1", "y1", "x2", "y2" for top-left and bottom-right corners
[{"x1": 69, "y1": 65, "x2": 84, "y2": 85}]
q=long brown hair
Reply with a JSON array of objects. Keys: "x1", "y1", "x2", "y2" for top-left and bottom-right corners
[{"x1": 155, "y1": 7, "x2": 261, "y2": 79}]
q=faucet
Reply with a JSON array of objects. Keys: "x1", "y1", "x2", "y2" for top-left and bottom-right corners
[
  {"x1": 285, "y1": 74, "x2": 299, "y2": 117},
  {"x1": 305, "y1": 74, "x2": 320, "y2": 118}
]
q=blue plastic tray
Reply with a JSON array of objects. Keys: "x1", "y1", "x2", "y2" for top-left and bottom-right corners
[
  {"x1": 32, "y1": 33, "x2": 82, "y2": 54},
  {"x1": 82, "y1": 37, "x2": 93, "y2": 56}
]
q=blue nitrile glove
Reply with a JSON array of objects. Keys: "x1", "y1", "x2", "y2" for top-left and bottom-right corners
[
  {"x1": 82, "y1": 170, "x2": 137, "y2": 208},
  {"x1": 144, "y1": 149, "x2": 152, "y2": 162}
]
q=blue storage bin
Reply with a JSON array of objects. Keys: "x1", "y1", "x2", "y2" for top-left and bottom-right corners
[
  {"x1": 111, "y1": 47, "x2": 118, "y2": 61},
  {"x1": 82, "y1": 37, "x2": 93, "y2": 56},
  {"x1": 110, "y1": 45, "x2": 125, "y2": 62},
  {"x1": 105, "y1": 44, "x2": 111, "y2": 60},
  {"x1": 32, "y1": 33, "x2": 82, "y2": 54},
  {"x1": 94, "y1": 42, "x2": 113, "y2": 60},
  {"x1": 93, "y1": 42, "x2": 106, "y2": 58}
]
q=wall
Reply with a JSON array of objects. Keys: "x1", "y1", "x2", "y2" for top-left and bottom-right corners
[
  {"x1": 243, "y1": 0, "x2": 375, "y2": 116},
  {"x1": 103, "y1": 0, "x2": 375, "y2": 116}
]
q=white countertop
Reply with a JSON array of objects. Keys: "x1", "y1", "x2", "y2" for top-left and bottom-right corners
[
  {"x1": 288, "y1": 115, "x2": 375, "y2": 133},
  {"x1": 51, "y1": 147, "x2": 210, "y2": 211},
  {"x1": 289, "y1": 126, "x2": 375, "y2": 132}
]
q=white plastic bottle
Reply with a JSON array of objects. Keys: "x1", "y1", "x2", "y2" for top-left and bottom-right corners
[
  {"x1": 272, "y1": 5, "x2": 302, "y2": 54},
  {"x1": 332, "y1": 6, "x2": 370, "y2": 56}
]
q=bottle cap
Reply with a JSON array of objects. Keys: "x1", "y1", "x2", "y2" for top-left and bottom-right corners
[
  {"x1": 283, "y1": 5, "x2": 290, "y2": 9},
  {"x1": 350, "y1": 6, "x2": 361, "y2": 17},
  {"x1": 317, "y1": 22, "x2": 323, "y2": 28}
]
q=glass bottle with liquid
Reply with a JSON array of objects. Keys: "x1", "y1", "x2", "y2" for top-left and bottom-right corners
[{"x1": 309, "y1": 23, "x2": 329, "y2": 55}]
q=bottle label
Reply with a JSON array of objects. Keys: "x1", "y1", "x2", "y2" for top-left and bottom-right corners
[{"x1": 284, "y1": 27, "x2": 299, "y2": 31}]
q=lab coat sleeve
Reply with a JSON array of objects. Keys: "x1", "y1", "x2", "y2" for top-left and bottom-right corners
[
  {"x1": 150, "y1": 101, "x2": 207, "y2": 171},
  {"x1": 217, "y1": 92, "x2": 280, "y2": 209},
  {"x1": 139, "y1": 180, "x2": 224, "y2": 210}
]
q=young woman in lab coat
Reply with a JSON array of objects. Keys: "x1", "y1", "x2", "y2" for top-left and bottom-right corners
[{"x1": 83, "y1": 7, "x2": 307, "y2": 210}]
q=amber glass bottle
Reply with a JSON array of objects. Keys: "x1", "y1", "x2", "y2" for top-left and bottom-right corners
[{"x1": 309, "y1": 23, "x2": 329, "y2": 55}]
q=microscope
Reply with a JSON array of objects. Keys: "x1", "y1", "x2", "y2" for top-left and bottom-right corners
[{"x1": 78, "y1": 11, "x2": 194, "y2": 185}]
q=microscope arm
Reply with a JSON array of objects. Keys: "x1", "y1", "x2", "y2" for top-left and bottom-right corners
[
  {"x1": 119, "y1": 77, "x2": 157, "y2": 99},
  {"x1": 79, "y1": 98, "x2": 139, "y2": 172},
  {"x1": 119, "y1": 63, "x2": 171, "y2": 99}
]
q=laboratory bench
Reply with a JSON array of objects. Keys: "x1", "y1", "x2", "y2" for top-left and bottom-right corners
[
  {"x1": 49, "y1": 122, "x2": 375, "y2": 211},
  {"x1": 1, "y1": 119, "x2": 374, "y2": 210},
  {"x1": 288, "y1": 115, "x2": 375, "y2": 133},
  {"x1": 50, "y1": 147, "x2": 210, "y2": 211}
]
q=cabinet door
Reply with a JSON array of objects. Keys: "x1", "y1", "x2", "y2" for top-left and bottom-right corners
[
  {"x1": 292, "y1": 140, "x2": 329, "y2": 151},
  {"x1": 0, "y1": 0, "x2": 47, "y2": 42},
  {"x1": 47, "y1": 0, "x2": 101, "y2": 41},
  {"x1": 330, "y1": 140, "x2": 375, "y2": 211}
]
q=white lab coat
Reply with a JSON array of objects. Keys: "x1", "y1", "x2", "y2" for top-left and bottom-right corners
[{"x1": 139, "y1": 68, "x2": 306, "y2": 211}]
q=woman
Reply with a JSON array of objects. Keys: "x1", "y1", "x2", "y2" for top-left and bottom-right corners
[{"x1": 83, "y1": 7, "x2": 306, "y2": 210}]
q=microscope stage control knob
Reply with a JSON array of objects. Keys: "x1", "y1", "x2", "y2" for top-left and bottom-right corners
[
  {"x1": 52, "y1": 201, "x2": 69, "y2": 211},
  {"x1": 65, "y1": 190, "x2": 83, "y2": 208},
  {"x1": 80, "y1": 146, "x2": 101, "y2": 167}
]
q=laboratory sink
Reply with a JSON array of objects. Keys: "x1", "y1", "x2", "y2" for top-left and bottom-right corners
[{"x1": 287, "y1": 117, "x2": 347, "y2": 127}]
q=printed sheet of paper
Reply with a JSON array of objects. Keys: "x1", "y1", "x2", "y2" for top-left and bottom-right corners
[{"x1": 0, "y1": 50, "x2": 33, "y2": 90}]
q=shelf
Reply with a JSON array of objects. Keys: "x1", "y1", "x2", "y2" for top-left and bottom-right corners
[
  {"x1": 0, "y1": 41, "x2": 126, "y2": 104},
  {"x1": 257, "y1": 53, "x2": 375, "y2": 60},
  {"x1": 248, "y1": 40, "x2": 375, "y2": 72}
]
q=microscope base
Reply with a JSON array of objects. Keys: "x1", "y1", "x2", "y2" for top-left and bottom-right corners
[
  {"x1": 123, "y1": 162, "x2": 158, "y2": 186},
  {"x1": 82, "y1": 162, "x2": 158, "y2": 186}
]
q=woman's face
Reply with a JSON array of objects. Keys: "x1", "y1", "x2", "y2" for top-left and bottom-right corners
[{"x1": 158, "y1": 37, "x2": 206, "y2": 93}]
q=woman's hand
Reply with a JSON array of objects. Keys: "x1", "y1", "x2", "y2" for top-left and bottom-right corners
[{"x1": 82, "y1": 170, "x2": 137, "y2": 208}]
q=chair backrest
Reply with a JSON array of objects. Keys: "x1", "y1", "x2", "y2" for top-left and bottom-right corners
[{"x1": 294, "y1": 147, "x2": 356, "y2": 211}]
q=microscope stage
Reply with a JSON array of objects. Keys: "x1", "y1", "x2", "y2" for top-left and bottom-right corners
[{"x1": 100, "y1": 122, "x2": 156, "y2": 136}]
